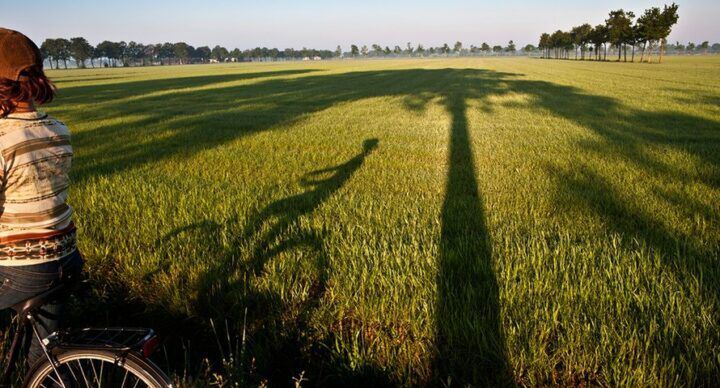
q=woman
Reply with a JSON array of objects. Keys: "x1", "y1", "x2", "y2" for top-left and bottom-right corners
[{"x1": 0, "y1": 27, "x2": 83, "y2": 366}]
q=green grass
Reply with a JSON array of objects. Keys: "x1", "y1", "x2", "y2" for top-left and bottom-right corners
[{"x1": 35, "y1": 56, "x2": 720, "y2": 385}]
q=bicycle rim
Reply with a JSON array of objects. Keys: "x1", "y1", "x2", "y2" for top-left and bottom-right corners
[{"x1": 25, "y1": 349, "x2": 171, "y2": 388}]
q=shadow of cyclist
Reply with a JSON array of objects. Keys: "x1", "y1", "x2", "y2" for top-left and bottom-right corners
[{"x1": 158, "y1": 139, "x2": 380, "y2": 382}]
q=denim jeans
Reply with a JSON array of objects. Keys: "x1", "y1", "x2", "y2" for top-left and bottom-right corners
[{"x1": 0, "y1": 251, "x2": 84, "y2": 366}]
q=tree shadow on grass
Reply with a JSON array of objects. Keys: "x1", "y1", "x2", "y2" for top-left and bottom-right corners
[
  {"x1": 435, "y1": 89, "x2": 510, "y2": 385},
  {"x1": 50, "y1": 66, "x2": 720, "y2": 384},
  {"x1": 53, "y1": 69, "x2": 320, "y2": 107},
  {"x1": 513, "y1": 77, "x2": 719, "y2": 384},
  {"x1": 543, "y1": 163, "x2": 720, "y2": 384},
  {"x1": 59, "y1": 68, "x2": 518, "y2": 183},
  {"x1": 513, "y1": 80, "x2": 720, "y2": 299}
]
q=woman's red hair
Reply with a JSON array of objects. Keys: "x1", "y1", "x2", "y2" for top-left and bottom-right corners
[{"x1": 0, "y1": 66, "x2": 56, "y2": 118}]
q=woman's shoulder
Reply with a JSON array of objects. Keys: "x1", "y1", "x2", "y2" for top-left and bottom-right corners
[{"x1": 0, "y1": 111, "x2": 69, "y2": 144}]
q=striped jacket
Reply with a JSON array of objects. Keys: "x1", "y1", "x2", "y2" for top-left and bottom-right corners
[{"x1": 0, "y1": 111, "x2": 76, "y2": 265}]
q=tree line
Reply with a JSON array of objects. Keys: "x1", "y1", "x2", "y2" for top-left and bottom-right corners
[
  {"x1": 39, "y1": 39, "x2": 337, "y2": 69},
  {"x1": 345, "y1": 41, "x2": 528, "y2": 57},
  {"x1": 538, "y1": 3, "x2": 680, "y2": 63},
  {"x1": 39, "y1": 27, "x2": 717, "y2": 69},
  {"x1": 38, "y1": 38, "x2": 535, "y2": 69}
]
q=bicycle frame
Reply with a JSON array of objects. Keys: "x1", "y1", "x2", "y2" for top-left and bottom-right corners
[
  {"x1": 1, "y1": 308, "x2": 64, "y2": 387},
  {"x1": 1, "y1": 310, "x2": 26, "y2": 386},
  {"x1": 1, "y1": 279, "x2": 165, "y2": 387}
]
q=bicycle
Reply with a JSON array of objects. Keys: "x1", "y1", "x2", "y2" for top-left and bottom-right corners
[{"x1": 0, "y1": 276, "x2": 173, "y2": 387}]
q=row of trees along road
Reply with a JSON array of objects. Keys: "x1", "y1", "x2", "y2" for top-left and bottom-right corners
[
  {"x1": 39, "y1": 39, "x2": 337, "y2": 69},
  {"x1": 40, "y1": 39, "x2": 532, "y2": 69},
  {"x1": 538, "y1": 3, "x2": 679, "y2": 63},
  {"x1": 345, "y1": 41, "x2": 525, "y2": 56}
]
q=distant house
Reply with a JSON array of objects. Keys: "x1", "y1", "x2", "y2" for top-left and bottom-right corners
[
  {"x1": 302, "y1": 56, "x2": 311, "y2": 61},
  {"x1": 313, "y1": 56, "x2": 322, "y2": 61}
]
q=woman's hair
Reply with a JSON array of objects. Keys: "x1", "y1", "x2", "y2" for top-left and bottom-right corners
[{"x1": 0, "y1": 66, "x2": 55, "y2": 118}]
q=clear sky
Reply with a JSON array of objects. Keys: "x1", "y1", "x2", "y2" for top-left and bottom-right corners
[{"x1": 2, "y1": 0, "x2": 718, "y2": 50}]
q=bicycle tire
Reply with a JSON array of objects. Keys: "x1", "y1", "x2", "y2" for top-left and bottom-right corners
[{"x1": 24, "y1": 349, "x2": 172, "y2": 388}]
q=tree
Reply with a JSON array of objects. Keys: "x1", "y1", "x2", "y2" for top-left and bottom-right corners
[
  {"x1": 40, "y1": 39, "x2": 59, "y2": 69},
  {"x1": 453, "y1": 41, "x2": 463, "y2": 53},
  {"x1": 629, "y1": 22, "x2": 641, "y2": 62},
  {"x1": 405, "y1": 42, "x2": 414, "y2": 55},
  {"x1": 480, "y1": 42, "x2": 490, "y2": 55},
  {"x1": 173, "y1": 42, "x2": 192, "y2": 64},
  {"x1": 335, "y1": 45, "x2": 342, "y2": 58},
  {"x1": 371, "y1": 44, "x2": 383, "y2": 56},
  {"x1": 142, "y1": 44, "x2": 156, "y2": 66},
  {"x1": 523, "y1": 44, "x2": 536, "y2": 54},
  {"x1": 88, "y1": 44, "x2": 101, "y2": 67},
  {"x1": 211, "y1": 45, "x2": 228, "y2": 62},
  {"x1": 52, "y1": 38, "x2": 71, "y2": 68},
  {"x1": 505, "y1": 40, "x2": 516, "y2": 53},
  {"x1": 606, "y1": 9, "x2": 635, "y2": 61},
  {"x1": 571, "y1": 24, "x2": 593, "y2": 60},
  {"x1": 492, "y1": 45, "x2": 503, "y2": 55},
  {"x1": 636, "y1": 6, "x2": 660, "y2": 62},
  {"x1": 158, "y1": 42, "x2": 175, "y2": 65},
  {"x1": 195, "y1": 46, "x2": 211, "y2": 63},
  {"x1": 393, "y1": 45, "x2": 402, "y2": 55},
  {"x1": 416, "y1": 44, "x2": 425, "y2": 56},
  {"x1": 699, "y1": 41, "x2": 709, "y2": 54},
  {"x1": 350, "y1": 44, "x2": 359, "y2": 57},
  {"x1": 282, "y1": 48, "x2": 294, "y2": 60},
  {"x1": 636, "y1": 3, "x2": 678, "y2": 63},
  {"x1": 116, "y1": 41, "x2": 128, "y2": 66},
  {"x1": 657, "y1": 3, "x2": 679, "y2": 62},
  {"x1": 360, "y1": 45, "x2": 369, "y2": 56},
  {"x1": 384, "y1": 46, "x2": 391, "y2": 55},
  {"x1": 229, "y1": 48, "x2": 242, "y2": 62},
  {"x1": 538, "y1": 33, "x2": 550, "y2": 58},
  {"x1": 561, "y1": 31, "x2": 575, "y2": 59},
  {"x1": 69, "y1": 37, "x2": 93, "y2": 68},
  {"x1": 569, "y1": 26, "x2": 581, "y2": 59},
  {"x1": 98, "y1": 41, "x2": 117, "y2": 66},
  {"x1": 125, "y1": 41, "x2": 144, "y2": 66},
  {"x1": 96, "y1": 40, "x2": 120, "y2": 66},
  {"x1": 635, "y1": 15, "x2": 650, "y2": 62},
  {"x1": 441, "y1": 43, "x2": 450, "y2": 55},
  {"x1": 591, "y1": 24, "x2": 609, "y2": 60},
  {"x1": 549, "y1": 30, "x2": 568, "y2": 59},
  {"x1": 250, "y1": 47, "x2": 264, "y2": 60},
  {"x1": 548, "y1": 30, "x2": 575, "y2": 59}
]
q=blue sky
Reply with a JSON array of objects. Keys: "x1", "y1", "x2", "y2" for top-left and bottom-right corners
[{"x1": 3, "y1": 0, "x2": 717, "y2": 49}]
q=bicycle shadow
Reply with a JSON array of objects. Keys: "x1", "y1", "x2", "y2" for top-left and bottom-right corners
[{"x1": 159, "y1": 139, "x2": 381, "y2": 383}]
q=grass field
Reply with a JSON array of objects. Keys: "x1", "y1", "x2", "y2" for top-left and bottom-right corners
[{"x1": 30, "y1": 56, "x2": 720, "y2": 385}]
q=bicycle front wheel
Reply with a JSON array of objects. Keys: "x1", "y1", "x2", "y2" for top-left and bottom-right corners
[{"x1": 24, "y1": 349, "x2": 172, "y2": 388}]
